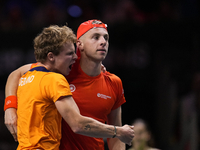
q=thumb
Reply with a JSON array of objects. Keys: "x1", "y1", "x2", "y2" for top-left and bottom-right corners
[{"x1": 129, "y1": 125, "x2": 134, "y2": 129}]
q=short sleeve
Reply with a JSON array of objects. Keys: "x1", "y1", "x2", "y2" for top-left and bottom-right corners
[
  {"x1": 111, "y1": 77, "x2": 126, "y2": 110},
  {"x1": 40, "y1": 73, "x2": 72, "y2": 103}
]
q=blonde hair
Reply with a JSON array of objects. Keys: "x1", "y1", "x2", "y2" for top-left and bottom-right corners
[{"x1": 34, "y1": 24, "x2": 76, "y2": 63}]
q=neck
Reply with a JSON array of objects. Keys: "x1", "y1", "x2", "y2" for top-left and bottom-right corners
[
  {"x1": 37, "y1": 62, "x2": 51, "y2": 71},
  {"x1": 79, "y1": 57, "x2": 102, "y2": 76}
]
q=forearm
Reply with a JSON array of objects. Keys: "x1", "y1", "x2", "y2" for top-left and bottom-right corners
[
  {"x1": 76, "y1": 118, "x2": 134, "y2": 146},
  {"x1": 74, "y1": 115, "x2": 117, "y2": 138},
  {"x1": 4, "y1": 69, "x2": 21, "y2": 141},
  {"x1": 56, "y1": 96, "x2": 134, "y2": 145},
  {"x1": 56, "y1": 97, "x2": 117, "y2": 138}
]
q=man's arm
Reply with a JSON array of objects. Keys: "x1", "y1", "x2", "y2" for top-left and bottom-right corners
[
  {"x1": 4, "y1": 64, "x2": 32, "y2": 141},
  {"x1": 55, "y1": 96, "x2": 134, "y2": 145},
  {"x1": 107, "y1": 107, "x2": 126, "y2": 150}
]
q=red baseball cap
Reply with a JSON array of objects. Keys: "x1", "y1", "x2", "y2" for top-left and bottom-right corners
[
  {"x1": 76, "y1": 19, "x2": 107, "y2": 57},
  {"x1": 77, "y1": 19, "x2": 107, "y2": 40}
]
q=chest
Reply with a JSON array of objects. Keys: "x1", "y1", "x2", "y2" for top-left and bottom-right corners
[{"x1": 69, "y1": 77, "x2": 117, "y2": 121}]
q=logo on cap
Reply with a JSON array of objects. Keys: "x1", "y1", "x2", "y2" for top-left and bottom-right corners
[{"x1": 92, "y1": 20, "x2": 107, "y2": 27}]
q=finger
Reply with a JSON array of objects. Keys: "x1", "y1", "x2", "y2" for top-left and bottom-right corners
[
  {"x1": 6, "y1": 124, "x2": 14, "y2": 134},
  {"x1": 6, "y1": 125, "x2": 18, "y2": 142},
  {"x1": 11, "y1": 126, "x2": 18, "y2": 142},
  {"x1": 11, "y1": 132, "x2": 18, "y2": 142},
  {"x1": 13, "y1": 124, "x2": 17, "y2": 135},
  {"x1": 129, "y1": 125, "x2": 134, "y2": 129}
]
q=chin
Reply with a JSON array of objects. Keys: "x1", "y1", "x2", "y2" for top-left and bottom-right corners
[
  {"x1": 65, "y1": 70, "x2": 70, "y2": 76},
  {"x1": 63, "y1": 71, "x2": 68, "y2": 76},
  {"x1": 101, "y1": 55, "x2": 107, "y2": 59},
  {"x1": 96, "y1": 56, "x2": 106, "y2": 61},
  {"x1": 99, "y1": 58, "x2": 106, "y2": 61}
]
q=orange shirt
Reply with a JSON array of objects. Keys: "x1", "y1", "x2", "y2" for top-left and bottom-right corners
[
  {"x1": 60, "y1": 58, "x2": 126, "y2": 150},
  {"x1": 17, "y1": 66, "x2": 72, "y2": 150}
]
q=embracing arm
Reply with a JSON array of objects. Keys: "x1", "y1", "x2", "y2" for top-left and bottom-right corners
[
  {"x1": 4, "y1": 64, "x2": 32, "y2": 141},
  {"x1": 5, "y1": 64, "x2": 32, "y2": 96},
  {"x1": 107, "y1": 107, "x2": 126, "y2": 150},
  {"x1": 55, "y1": 96, "x2": 134, "y2": 145}
]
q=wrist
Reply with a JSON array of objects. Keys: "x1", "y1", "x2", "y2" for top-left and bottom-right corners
[
  {"x1": 4, "y1": 95, "x2": 17, "y2": 111},
  {"x1": 112, "y1": 126, "x2": 117, "y2": 138}
]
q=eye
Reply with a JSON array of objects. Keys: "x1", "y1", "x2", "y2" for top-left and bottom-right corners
[
  {"x1": 93, "y1": 35, "x2": 99, "y2": 40},
  {"x1": 104, "y1": 35, "x2": 109, "y2": 41},
  {"x1": 67, "y1": 51, "x2": 74, "y2": 55}
]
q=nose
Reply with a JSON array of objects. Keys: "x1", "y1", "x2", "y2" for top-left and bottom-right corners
[
  {"x1": 100, "y1": 36, "x2": 107, "y2": 47},
  {"x1": 73, "y1": 53, "x2": 78, "y2": 60}
]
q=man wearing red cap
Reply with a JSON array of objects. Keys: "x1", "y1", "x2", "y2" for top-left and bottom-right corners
[{"x1": 4, "y1": 20, "x2": 128, "y2": 150}]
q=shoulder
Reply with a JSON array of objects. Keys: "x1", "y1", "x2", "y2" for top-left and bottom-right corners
[
  {"x1": 103, "y1": 71, "x2": 122, "y2": 82},
  {"x1": 43, "y1": 72, "x2": 66, "y2": 81},
  {"x1": 41, "y1": 73, "x2": 69, "y2": 89},
  {"x1": 38, "y1": 72, "x2": 67, "y2": 86},
  {"x1": 103, "y1": 71, "x2": 123, "y2": 87}
]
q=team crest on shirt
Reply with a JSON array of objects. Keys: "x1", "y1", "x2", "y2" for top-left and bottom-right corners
[{"x1": 69, "y1": 84, "x2": 76, "y2": 92}]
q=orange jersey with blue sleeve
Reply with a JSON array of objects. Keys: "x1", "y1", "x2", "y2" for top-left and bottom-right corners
[
  {"x1": 17, "y1": 66, "x2": 72, "y2": 150},
  {"x1": 60, "y1": 58, "x2": 126, "y2": 150}
]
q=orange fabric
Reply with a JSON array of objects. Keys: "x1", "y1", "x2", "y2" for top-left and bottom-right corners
[
  {"x1": 31, "y1": 63, "x2": 38, "y2": 69},
  {"x1": 60, "y1": 58, "x2": 126, "y2": 150},
  {"x1": 30, "y1": 62, "x2": 38, "y2": 69},
  {"x1": 17, "y1": 67, "x2": 72, "y2": 150},
  {"x1": 4, "y1": 95, "x2": 17, "y2": 111}
]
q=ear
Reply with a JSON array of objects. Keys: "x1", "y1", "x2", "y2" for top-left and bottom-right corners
[
  {"x1": 47, "y1": 52, "x2": 55, "y2": 62},
  {"x1": 76, "y1": 40, "x2": 84, "y2": 52}
]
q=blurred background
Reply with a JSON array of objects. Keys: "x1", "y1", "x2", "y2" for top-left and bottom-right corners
[{"x1": 0, "y1": 0, "x2": 200, "y2": 150}]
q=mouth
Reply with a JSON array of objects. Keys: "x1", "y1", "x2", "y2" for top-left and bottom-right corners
[
  {"x1": 69, "y1": 64, "x2": 72, "y2": 69},
  {"x1": 69, "y1": 61, "x2": 76, "y2": 70},
  {"x1": 97, "y1": 49, "x2": 106, "y2": 52}
]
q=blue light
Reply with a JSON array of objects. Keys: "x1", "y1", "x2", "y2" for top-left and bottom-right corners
[{"x1": 68, "y1": 5, "x2": 82, "y2": 18}]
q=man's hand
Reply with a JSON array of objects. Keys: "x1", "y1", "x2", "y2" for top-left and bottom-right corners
[
  {"x1": 117, "y1": 125, "x2": 134, "y2": 146},
  {"x1": 4, "y1": 108, "x2": 18, "y2": 141}
]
